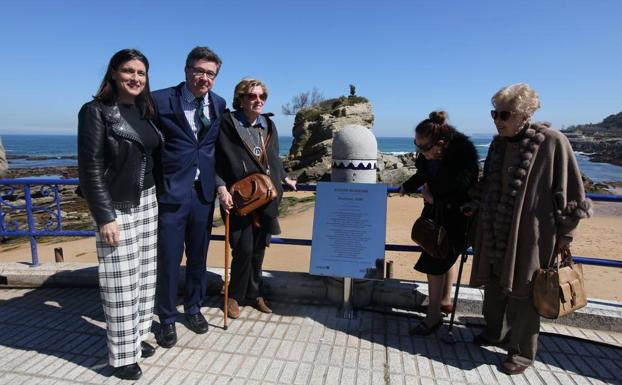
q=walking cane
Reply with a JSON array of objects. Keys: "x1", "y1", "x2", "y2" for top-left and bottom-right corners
[
  {"x1": 223, "y1": 212, "x2": 230, "y2": 330},
  {"x1": 442, "y1": 215, "x2": 472, "y2": 344}
]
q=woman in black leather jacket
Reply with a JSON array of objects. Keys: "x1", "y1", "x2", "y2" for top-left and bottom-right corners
[
  {"x1": 77, "y1": 49, "x2": 163, "y2": 381},
  {"x1": 400, "y1": 111, "x2": 479, "y2": 336}
]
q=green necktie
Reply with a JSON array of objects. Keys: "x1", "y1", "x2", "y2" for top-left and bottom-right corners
[{"x1": 196, "y1": 97, "x2": 211, "y2": 141}]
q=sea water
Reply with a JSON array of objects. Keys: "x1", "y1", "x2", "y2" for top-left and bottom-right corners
[{"x1": 2, "y1": 134, "x2": 621, "y2": 183}]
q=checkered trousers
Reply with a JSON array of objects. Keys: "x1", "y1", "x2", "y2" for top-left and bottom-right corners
[{"x1": 96, "y1": 186, "x2": 158, "y2": 367}]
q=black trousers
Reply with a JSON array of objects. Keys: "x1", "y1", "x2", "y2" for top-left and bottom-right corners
[
  {"x1": 481, "y1": 275, "x2": 540, "y2": 366},
  {"x1": 228, "y1": 214, "x2": 268, "y2": 303}
]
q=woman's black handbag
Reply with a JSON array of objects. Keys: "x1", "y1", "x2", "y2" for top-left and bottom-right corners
[{"x1": 411, "y1": 203, "x2": 450, "y2": 258}]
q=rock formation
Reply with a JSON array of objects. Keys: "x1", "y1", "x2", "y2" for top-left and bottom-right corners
[
  {"x1": 563, "y1": 112, "x2": 622, "y2": 166},
  {"x1": 282, "y1": 95, "x2": 418, "y2": 185},
  {"x1": 283, "y1": 96, "x2": 374, "y2": 182},
  {"x1": 376, "y1": 152, "x2": 417, "y2": 186}
]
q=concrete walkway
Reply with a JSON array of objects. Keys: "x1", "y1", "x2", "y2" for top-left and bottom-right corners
[{"x1": 0, "y1": 288, "x2": 621, "y2": 385}]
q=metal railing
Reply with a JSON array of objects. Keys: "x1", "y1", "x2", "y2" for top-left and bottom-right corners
[
  {"x1": 2, "y1": 178, "x2": 622, "y2": 269},
  {"x1": 0, "y1": 178, "x2": 94, "y2": 266}
]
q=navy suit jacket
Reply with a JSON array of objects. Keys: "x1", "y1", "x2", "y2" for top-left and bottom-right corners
[{"x1": 152, "y1": 82, "x2": 227, "y2": 204}]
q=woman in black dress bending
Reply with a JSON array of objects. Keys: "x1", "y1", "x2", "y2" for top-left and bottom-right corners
[{"x1": 401, "y1": 111, "x2": 479, "y2": 335}]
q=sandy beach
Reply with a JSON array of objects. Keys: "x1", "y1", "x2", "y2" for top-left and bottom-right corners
[{"x1": 2, "y1": 192, "x2": 621, "y2": 301}]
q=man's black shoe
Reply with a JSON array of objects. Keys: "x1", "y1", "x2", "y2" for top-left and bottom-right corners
[
  {"x1": 141, "y1": 341, "x2": 156, "y2": 358},
  {"x1": 185, "y1": 312, "x2": 209, "y2": 334},
  {"x1": 157, "y1": 322, "x2": 177, "y2": 348},
  {"x1": 114, "y1": 363, "x2": 142, "y2": 380}
]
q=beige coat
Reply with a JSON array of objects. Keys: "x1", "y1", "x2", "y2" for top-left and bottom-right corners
[{"x1": 470, "y1": 123, "x2": 592, "y2": 297}]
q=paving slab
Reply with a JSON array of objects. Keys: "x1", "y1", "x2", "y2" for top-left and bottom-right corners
[
  {"x1": 0, "y1": 288, "x2": 621, "y2": 384},
  {"x1": 3, "y1": 263, "x2": 622, "y2": 334}
]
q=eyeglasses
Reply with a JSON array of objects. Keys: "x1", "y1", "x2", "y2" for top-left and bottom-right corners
[
  {"x1": 189, "y1": 67, "x2": 217, "y2": 80},
  {"x1": 247, "y1": 93, "x2": 267, "y2": 101},
  {"x1": 490, "y1": 110, "x2": 513, "y2": 122},
  {"x1": 414, "y1": 139, "x2": 436, "y2": 152}
]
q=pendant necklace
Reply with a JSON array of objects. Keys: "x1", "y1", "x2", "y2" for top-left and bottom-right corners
[{"x1": 246, "y1": 125, "x2": 263, "y2": 157}]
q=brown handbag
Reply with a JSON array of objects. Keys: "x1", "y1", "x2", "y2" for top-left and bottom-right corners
[
  {"x1": 230, "y1": 129, "x2": 277, "y2": 216},
  {"x1": 532, "y1": 246, "x2": 587, "y2": 319},
  {"x1": 230, "y1": 173, "x2": 277, "y2": 216},
  {"x1": 410, "y1": 204, "x2": 450, "y2": 259}
]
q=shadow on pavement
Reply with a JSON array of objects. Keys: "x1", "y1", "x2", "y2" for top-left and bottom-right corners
[
  {"x1": 0, "y1": 285, "x2": 115, "y2": 379},
  {"x1": 1, "y1": 278, "x2": 620, "y2": 384},
  {"x1": 201, "y1": 294, "x2": 622, "y2": 383}
]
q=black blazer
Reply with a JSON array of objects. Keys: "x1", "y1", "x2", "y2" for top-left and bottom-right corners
[{"x1": 152, "y1": 83, "x2": 226, "y2": 204}]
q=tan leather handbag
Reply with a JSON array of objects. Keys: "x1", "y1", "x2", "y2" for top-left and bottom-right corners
[
  {"x1": 532, "y1": 246, "x2": 587, "y2": 319},
  {"x1": 230, "y1": 173, "x2": 277, "y2": 216}
]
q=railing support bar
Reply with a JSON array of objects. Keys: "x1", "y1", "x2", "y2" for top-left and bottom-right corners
[
  {"x1": 340, "y1": 277, "x2": 355, "y2": 319},
  {"x1": 23, "y1": 184, "x2": 39, "y2": 267}
]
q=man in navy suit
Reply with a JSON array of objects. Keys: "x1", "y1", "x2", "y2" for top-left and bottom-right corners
[{"x1": 152, "y1": 46, "x2": 226, "y2": 348}]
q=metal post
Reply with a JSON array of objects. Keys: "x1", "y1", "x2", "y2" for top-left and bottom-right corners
[
  {"x1": 385, "y1": 260, "x2": 394, "y2": 279},
  {"x1": 53, "y1": 184, "x2": 62, "y2": 230},
  {"x1": 23, "y1": 184, "x2": 39, "y2": 267},
  {"x1": 341, "y1": 277, "x2": 354, "y2": 319},
  {"x1": 54, "y1": 247, "x2": 64, "y2": 263}
]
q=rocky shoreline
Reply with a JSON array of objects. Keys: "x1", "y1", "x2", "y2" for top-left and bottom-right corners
[
  {"x1": 6, "y1": 166, "x2": 79, "y2": 179},
  {"x1": 564, "y1": 133, "x2": 622, "y2": 167},
  {"x1": 562, "y1": 111, "x2": 622, "y2": 166},
  {"x1": 7, "y1": 154, "x2": 77, "y2": 161}
]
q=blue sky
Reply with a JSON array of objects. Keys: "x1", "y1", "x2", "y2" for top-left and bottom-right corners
[{"x1": 0, "y1": 0, "x2": 620, "y2": 137}]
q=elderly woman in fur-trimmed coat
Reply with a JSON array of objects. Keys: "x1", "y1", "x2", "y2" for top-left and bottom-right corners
[{"x1": 469, "y1": 83, "x2": 592, "y2": 375}]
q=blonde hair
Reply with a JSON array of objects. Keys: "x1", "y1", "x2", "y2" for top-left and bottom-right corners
[
  {"x1": 232, "y1": 78, "x2": 268, "y2": 110},
  {"x1": 491, "y1": 83, "x2": 540, "y2": 117}
]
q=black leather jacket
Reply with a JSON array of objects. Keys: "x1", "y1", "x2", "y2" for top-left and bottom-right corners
[{"x1": 77, "y1": 100, "x2": 164, "y2": 226}]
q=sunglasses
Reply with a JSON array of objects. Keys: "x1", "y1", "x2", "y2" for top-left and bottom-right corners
[
  {"x1": 247, "y1": 93, "x2": 267, "y2": 101},
  {"x1": 490, "y1": 110, "x2": 513, "y2": 122},
  {"x1": 414, "y1": 139, "x2": 436, "y2": 152}
]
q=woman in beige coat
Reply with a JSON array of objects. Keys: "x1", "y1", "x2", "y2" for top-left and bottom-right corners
[{"x1": 470, "y1": 83, "x2": 592, "y2": 375}]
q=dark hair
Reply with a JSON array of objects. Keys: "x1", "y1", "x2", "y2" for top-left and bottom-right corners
[
  {"x1": 94, "y1": 49, "x2": 155, "y2": 119},
  {"x1": 185, "y1": 46, "x2": 222, "y2": 73},
  {"x1": 415, "y1": 110, "x2": 455, "y2": 143}
]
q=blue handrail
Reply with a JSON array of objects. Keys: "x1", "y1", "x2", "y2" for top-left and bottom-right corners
[
  {"x1": 1, "y1": 178, "x2": 621, "y2": 269},
  {"x1": 0, "y1": 178, "x2": 96, "y2": 265}
]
